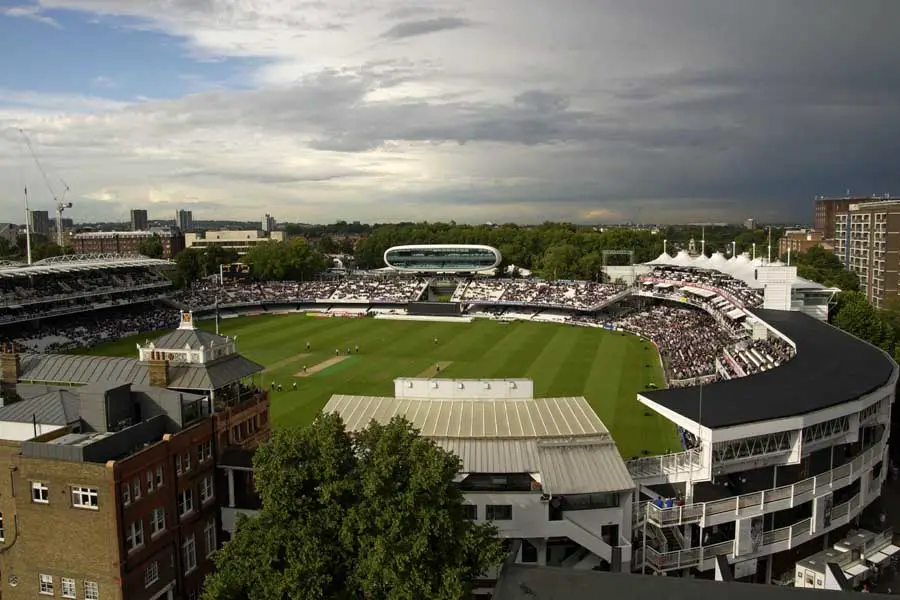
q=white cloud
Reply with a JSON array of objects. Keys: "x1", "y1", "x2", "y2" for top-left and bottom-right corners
[
  {"x1": 3, "y1": 4, "x2": 61, "y2": 28},
  {"x1": 0, "y1": 0, "x2": 897, "y2": 225}
]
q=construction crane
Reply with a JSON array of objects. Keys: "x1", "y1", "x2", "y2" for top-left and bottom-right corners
[{"x1": 18, "y1": 128, "x2": 72, "y2": 249}]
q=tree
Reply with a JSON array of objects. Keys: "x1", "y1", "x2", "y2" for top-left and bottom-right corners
[
  {"x1": 138, "y1": 234, "x2": 164, "y2": 259},
  {"x1": 172, "y1": 248, "x2": 204, "y2": 288},
  {"x1": 203, "y1": 414, "x2": 505, "y2": 600},
  {"x1": 832, "y1": 292, "x2": 895, "y2": 353},
  {"x1": 242, "y1": 239, "x2": 328, "y2": 281}
]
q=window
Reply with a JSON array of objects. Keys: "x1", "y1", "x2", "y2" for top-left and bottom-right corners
[
  {"x1": 122, "y1": 482, "x2": 131, "y2": 506},
  {"x1": 126, "y1": 520, "x2": 144, "y2": 552},
  {"x1": 147, "y1": 470, "x2": 155, "y2": 493},
  {"x1": 155, "y1": 465, "x2": 164, "y2": 487},
  {"x1": 32, "y1": 481, "x2": 49, "y2": 504},
  {"x1": 39, "y1": 574, "x2": 54, "y2": 595},
  {"x1": 61, "y1": 577, "x2": 76, "y2": 598},
  {"x1": 150, "y1": 506, "x2": 166, "y2": 536},
  {"x1": 183, "y1": 534, "x2": 197, "y2": 574},
  {"x1": 84, "y1": 581, "x2": 99, "y2": 600},
  {"x1": 133, "y1": 477, "x2": 142, "y2": 500},
  {"x1": 462, "y1": 504, "x2": 477, "y2": 520},
  {"x1": 176, "y1": 455, "x2": 183, "y2": 476},
  {"x1": 183, "y1": 452, "x2": 192, "y2": 473},
  {"x1": 188, "y1": 591, "x2": 198, "y2": 600},
  {"x1": 200, "y1": 475, "x2": 214, "y2": 504},
  {"x1": 485, "y1": 505, "x2": 513, "y2": 521},
  {"x1": 178, "y1": 489, "x2": 194, "y2": 518},
  {"x1": 204, "y1": 518, "x2": 217, "y2": 557},
  {"x1": 198, "y1": 440, "x2": 212, "y2": 463},
  {"x1": 0, "y1": 512, "x2": 4, "y2": 542},
  {"x1": 72, "y1": 486, "x2": 99, "y2": 510},
  {"x1": 144, "y1": 561, "x2": 159, "y2": 588}
]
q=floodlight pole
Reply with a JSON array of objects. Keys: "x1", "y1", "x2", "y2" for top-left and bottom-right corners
[{"x1": 24, "y1": 186, "x2": 33, "y2": 265}]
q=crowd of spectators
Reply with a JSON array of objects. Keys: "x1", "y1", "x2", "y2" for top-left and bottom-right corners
[
  {"x1": 177, "y1": 277, "x2": 428, "y2": 307},
  {"x1": 453, "y1": 278, "x2": 625, "y2": 310},
  {"x1": 0, "y1": 268, "x2": 170, "y2": 308},
  {"x1": 612, "y1": 305, "x2": 730, "y2": 383},
  {"x1": 0, "y1": 304, "x2": 178, "y2": 353},
  {"x1": 640, "y1": 267, "x2": 763, "y2": 308}
]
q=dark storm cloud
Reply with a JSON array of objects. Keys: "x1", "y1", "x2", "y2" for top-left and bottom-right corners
[{"x1": 379, "y1": 17, "x2": 473, "y2": 40}]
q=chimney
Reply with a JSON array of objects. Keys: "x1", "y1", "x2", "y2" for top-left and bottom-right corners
[
  {"x1": 1, "y1": 343, "x2": 21, "y2": 389},
  {"x1": 147, "y1": 350, "x2": 170, "y2": 388}
]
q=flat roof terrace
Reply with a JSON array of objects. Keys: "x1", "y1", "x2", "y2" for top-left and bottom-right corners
[{"x1": 640, "y1": 309, "x2": 897, "y2": 429}]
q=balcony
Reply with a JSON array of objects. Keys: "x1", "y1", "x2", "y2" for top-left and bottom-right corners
[
  {"x1": 640, "y1": 492, "x2": 869, "y2": 572},
  {"x1": 642, "y1": 443, "x2": 883, "y2": 528},
  {"x1": 626, "y1": 448, "x2": 703, "y2": 484}
]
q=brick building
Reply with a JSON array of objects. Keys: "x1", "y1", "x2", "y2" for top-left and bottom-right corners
[
  {"x1": 73, "y1": 230, "x2": 185, "y2": 259},
  {"x1": 0, "y1": 313, "x2": 269, "y2": 600},
  {"x1": 777, "y1": 229, "x2": 826, "y2": 258},
  {"x1": 813, "y1": 197, "x2": 853, "y2": 240},
  {"x1": 832, "y1": 199, "x2": 900, "y2": 308}
]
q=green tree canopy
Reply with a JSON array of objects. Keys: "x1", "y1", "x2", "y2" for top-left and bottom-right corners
[
  {"x1": 203, "y1": 413, "x2": 505, "y2": 600},
  {"x1": 791, "y1": 246, "x2": 859, "y2": 291},
  {"x1": 241, "y1": 238, "x2": 329, "y2": 281},
  {"x1": 138, "y1": 234, "x2": 164, "y2": 259}
]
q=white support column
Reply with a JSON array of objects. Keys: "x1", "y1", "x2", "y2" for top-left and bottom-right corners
[{"x1": 227, "y1": 468, "x2": 236, "y2": 507}]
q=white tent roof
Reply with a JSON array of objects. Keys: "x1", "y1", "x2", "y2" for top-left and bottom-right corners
[
  {"x1": 672, "y1": 250, "x2": 695, "y2": 267},
  {"x1": 694, "y1": 253, "x2": 710, "y2": 266},
  {"x1": 709, "y1": 252, "x2": 728, "y2": 269},
  {"x1": 648, "y1": 252, "x2": 673, "y2": 265}
]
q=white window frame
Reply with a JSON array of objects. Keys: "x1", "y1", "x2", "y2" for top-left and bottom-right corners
[
  {"x1": 31, "y1": 481, "x2": 49, "y2": 504},
  {"x1": 178, "y1": 489, "x2": 194, "y2": 518},
  {"x1": 39, "y1": 573, "x2": 54, "y2": 595},
  {"x1": 84, "y1": 581, "x2": 99, "y2": 600},
  {"x1": 133, "y1": 477, "x2": 142, "y2": 500},
  {"x1": 204, "y1": 518, "x2": 217, "y2": 557},
  {"x1": 155, "y1": 465, "x2": 164, "y2": 487},
  {"x1": 126, "y1": 519, "x2": 145, "y2": 552},
  {"x1": 176, "y1": 454, "x2": 183, "y2": 476},
  {"x1": 150, "y1": 506, "x2": 166, "y2": 537},
  {"x1": 0, "y1": 512, "x2": 4, "y2": 542},
  {"x1": 72, "y1": 486, "x2": 99, "y2": 510},
  {"x1": 183, "y1": 451, "x2": 192, "y2": 473},
  {"x1": 122, "y1": 482, "x2": 131, "y2": 506},
  {"x1": 183, "y1": 534, "x2": 197, "y2": 575},
  {"x1": 198, "y1": 440, "x2": 212, "y2": 463},
  {"x1": 145, "y1": 560, "x2": 159, "y2": 588},
  {"x1": 147, "y1": 470, "x2": 155, "y2": 493},
  {"x1": 61, "y1": 576, "x2": 76, "y2": 599},
  {"x1": 200, "y1": 475, "x2": 214, "y2": 504}
]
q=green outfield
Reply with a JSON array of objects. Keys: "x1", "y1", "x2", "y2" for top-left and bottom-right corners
[{"x1": 79, "y1": 315, "x2": 679, "y2": 458}]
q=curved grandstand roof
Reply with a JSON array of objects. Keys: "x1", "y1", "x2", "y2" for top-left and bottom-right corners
[
  {"x1": 0, "y1": 253, "x2": 172, "y2": 278},
  {"x1": 640, "y1": 309, "x2": 897, "y2": 429}
]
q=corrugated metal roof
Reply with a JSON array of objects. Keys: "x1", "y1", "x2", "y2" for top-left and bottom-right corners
[
  {"x1": 324, "y1": 394, "x2": 634, "y2": 493},
  {"x1": 18, "y1": 353, "x2": 263, "y2": 391},
  {"x1": 324, "y1": 394, "x2": 609, "y2": 439},
  {"x1": 437, "y1": 439, "x2": 540, "y2": 473},
  {"x1": 0, "y1": 389, "x2": 80, "y2": 425},
  {"x1": 538, "y1": 443, "x2": 635, "y2": 493}
]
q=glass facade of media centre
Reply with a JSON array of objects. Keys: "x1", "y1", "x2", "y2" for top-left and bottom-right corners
[{"x1": 384, "y1": 245, "x2": 501, "y2": 272}]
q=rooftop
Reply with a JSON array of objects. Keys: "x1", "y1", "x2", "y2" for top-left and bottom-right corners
[
  {"x1": 324, "y1": 393, "x2": 634, "y2": 493},
  {"x1": 640, "y1": 309, "x2": 897, "y2": 428},
  {"x1": 0, "y1": 253, "x2": 172, "y2": 279},
  {"x1": 492, "y1": 564, "x2": 879, "y2": 600},
  {"x1": 18, "y1": 352, "x2": 263, "y2": 390}
]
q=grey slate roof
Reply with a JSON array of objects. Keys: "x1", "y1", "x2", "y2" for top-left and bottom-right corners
[
  {"x1": 0, "y1": 389, "x2": 80, "y2": 425},
  {"x1": 18, "y1": 353, "x2": 263, "y2": 391},
  {"x1": 152, "y1": 328, "x2": 230, "y2": 350}
]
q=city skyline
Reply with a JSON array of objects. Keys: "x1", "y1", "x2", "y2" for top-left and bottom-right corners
[{"x1": 1, "y1": 1, "x2": 899, "y2": 225}]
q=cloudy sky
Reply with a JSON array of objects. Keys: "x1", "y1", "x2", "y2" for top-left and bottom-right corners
[{"x1": 1, "y1": 0, "x2": 899, "y2": 226}]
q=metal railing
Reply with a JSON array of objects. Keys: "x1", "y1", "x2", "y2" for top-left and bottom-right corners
[
  {"x1": 627, "y1": 447, "x2": 703, "y2": 479},
  {"x1": 643, "y1": 444, "x2": 882, "y2": 527},
  {"x1": 643, "y1": 494, "x2": 867, "y2": 571}
]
